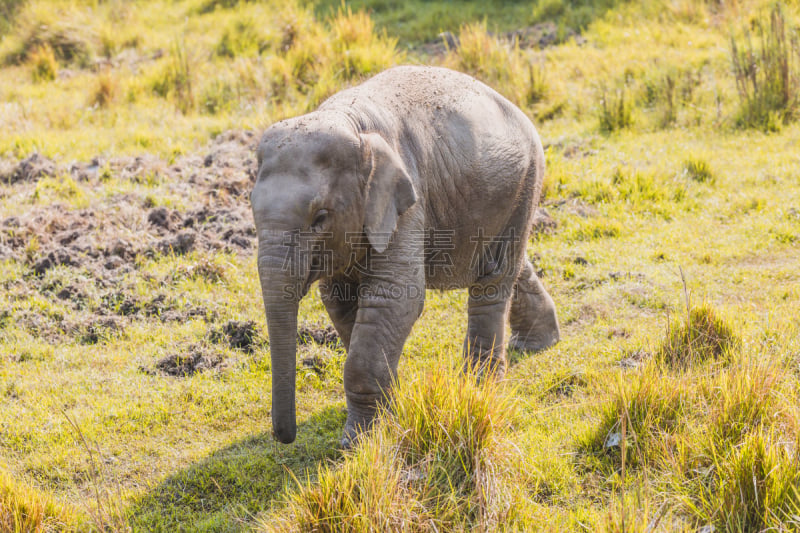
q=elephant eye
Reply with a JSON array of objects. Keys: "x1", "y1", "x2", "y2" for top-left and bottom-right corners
[{"x1": 311, "y1": 209, "x2": 329, "y2": 231}]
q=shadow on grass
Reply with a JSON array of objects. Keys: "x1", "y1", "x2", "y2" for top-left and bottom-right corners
[
  {"x1": 127, "y1": 406, "x2": 347, "y2": 532},
  {"x1": 507, "y1": 347, "x2": 530, "y2": 367}
]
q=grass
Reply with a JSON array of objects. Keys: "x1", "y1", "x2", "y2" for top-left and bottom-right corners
[
  {"x1": 28, "y1": 44, "x2": 57, "y2": 83},
  {"x1": 683, "y1": 157, "x2": 714, "y2": 183},
  {"x1": 679, "y1": 428, "x2": 800, "y2": 531},
  {"x1": 0, "y1": 472, "x2": 85, "y2": 532},
  {"x1": 263, "y1": 362, "x2": 521, "y2": 531},
  {"x1": 731, "y1": 2, "x2": 800, "y2": 130},
  {"x1": 1, "y1": 0, "x2": 800, "y2": 530},
  {"x1": 656, "y1": 303, "x2": 740, "y2": 369},
  {"x1": 598, "y1": 85, "x2": 634, "y2": 133},
  {"x1": 311, "y1": 0, "x2": 625, "y2": 45}
]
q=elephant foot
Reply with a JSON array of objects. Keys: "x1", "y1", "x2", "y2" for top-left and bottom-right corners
[
  {"x1": 339, "y1": 423, "x2": 359, "y2": 450},
  {"x1": 340, "y1": 394, "x2": 380, "y2": 449},
  {"x1": 509, "y1": 329, "x2": 559, "y2": 353},
  {"x1": 462, "y1": 351, "x2": 507, "y2": 381},
  {"x1": 339, "y1": 435, "x2": 354, "y2": 450},
  {"x1": 508, "y1": 259, "x2": 560, "y2": 354}
]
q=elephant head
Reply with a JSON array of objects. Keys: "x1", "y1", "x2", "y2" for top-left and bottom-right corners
[{"x1": 251, "y1": 114, "x2": 416, "y2": 443}]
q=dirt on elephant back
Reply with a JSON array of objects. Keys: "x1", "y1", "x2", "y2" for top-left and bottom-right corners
[{"x1": 0, "y1": 130, "x2": 261, "y2": 347}]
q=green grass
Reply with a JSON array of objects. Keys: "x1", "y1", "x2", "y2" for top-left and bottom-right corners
[
  {"x1": 656, "y1": 303, "x2": 740, "y2": 368},
  {"x1": 263, "y1": 362, "x2": 522, "y2": 531},
  {"x1": 731, "y1": 2, "x2": 800, "y2": 131},
  {"x1": 2, "y1": 0, "x2": 800, "y2": 530},
  {"x1": 0, "y1": 472, "x2": 86, "y2": 532},
  {"x1": 310, "y1": 0, "x2": 625, "y2": 45}
]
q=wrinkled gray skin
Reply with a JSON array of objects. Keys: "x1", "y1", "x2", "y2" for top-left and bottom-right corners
[{"x1": 252, "y1": 66, "x2": 560, "y2": 447}]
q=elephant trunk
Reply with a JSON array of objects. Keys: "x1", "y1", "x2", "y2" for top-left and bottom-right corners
[{"x1": 258, "y1": 247, "x2": 302, "y2": 444}]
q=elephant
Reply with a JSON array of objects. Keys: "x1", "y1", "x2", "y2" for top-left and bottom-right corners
[{"x1": 251, "y1": 65, "x2": 560, "y2": 447}]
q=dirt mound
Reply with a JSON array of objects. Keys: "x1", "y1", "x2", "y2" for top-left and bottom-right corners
[
  {"x1": 0, "y1": 203, "x2": 254, "y2": 279},
  {"x1": 68, "y1": 157, "x2": 102, "y2": 181},
  {"x1": 0, "y1": 129, "x2": 261, "y2": 348},
  {"x1": 106, "y1": 154, "x2": 171, "y2": 182},
  {"x1": 102, "y1": 290, "x2": 140, "y2": 316},
  {"x1": 137, "y1": 294, "x2": 211, "y2": 322},
  {"x1": 531, "y1": 207, "x2": 557, "y2": 235},
  {"x1": 0, "y1": 153, "x2": 56, "y2": 184},
  {"x1": 152, "y1": 344, "x2": 225, "y2": 377},
  {"x1": 298, "y1": 325, "x2": 341, "y2": 348},
  {"x1": 211, "y1": 129, "x2": 259, "y2": 149},
  {"x1": 504, "y1": 22, "x2": 584, "y2": 49},
  {"x1": 147, "y1": 207, "x2": 180, "y2": 230},
  {"x1": 0, "y1": 128, "x2": 259, "y2": 270},
  {"x1": 204, "y1": 130, "x2": 258, "y2": 171},
  {"x1": 301, "y1": 355, "x2": 327, "y2": 375},
  {"x1": 548, "y1": 198, "x2": 599, "y2": 218},
  {"x1": 209, "y1": 320, "x2": 262, "y2": 352},
  {"x1": 54, "y1": 283, "x2": 86, "y2": 305},
  {"x1": 74, "y1": 317, "x2": 123, "y2": 345},
  {"x1": 155, "y1": 231, "x2": 196, "y2": 255},
  {"x1": 32, "y1": 248, "x2": 81, "y2": 275},
  {"x1": 418, "y1": 22, "x2": 585, "y2": 57},
  {"x1": 180, "y1": 206, "x2": 255, "y2": 251}
]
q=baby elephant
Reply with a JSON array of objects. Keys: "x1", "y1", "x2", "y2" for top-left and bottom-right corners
[{"x1": 251, "y1": 65, "x2": 560, "y2": 447}]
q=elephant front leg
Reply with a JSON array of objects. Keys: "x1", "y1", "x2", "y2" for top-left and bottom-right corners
[
  {"x1": 509, "y1": 259, "x2": 560, "y2": 353},
  {"x1": 341, "y1": 281, "x2": 424, "y2": 448},
  {"x1": 463, "y1": 285, "x2": 512, "y2": 379}
]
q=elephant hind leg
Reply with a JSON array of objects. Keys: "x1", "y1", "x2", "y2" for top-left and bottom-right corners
[
  {"x1": 463, "y1": 286, "x2": 512, "y2": 380},
  {"x1": 509, "y1": 259, "x2": 560, "y2": 353}
]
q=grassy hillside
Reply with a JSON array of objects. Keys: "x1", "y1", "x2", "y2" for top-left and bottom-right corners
[{"x1": 1, "y1": 0, "x2": 800, "y2": 531}]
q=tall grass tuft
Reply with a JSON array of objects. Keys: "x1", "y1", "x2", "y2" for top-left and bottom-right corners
[
  {"x1": 686, "y1": 428, "x2": 800, "y2": 531},
  {"x1": 330, "y1": 7, "x2": 399, "y2": 81},
  {"x1": 199, "y1": 0, "x2": 251, "y2": 14},
  {"x1": 598, "y1": 85, "x2": 634, "y2": 132},
  {"x1": 683, "y1": 158, "x2": 714, "y2": 183},
  {"x1": 657, "y1": 303, "x2": 740, "y2": 369},
  {"x1": 152, "y1": 39, "x2": 195, "y2": 114},
  {"x1": 705, "y1": 356, "x2": 783, "y2": 443},
  {"x1": 731, "y1": 3, "x2": 800, "y2": 131},
  {"x1": 390, "y1": 366, "x2": 515, "y2": 524},
  {"x1": 29, "y1": 43, "x2": 57, "y2": 83},
  {"x1": 271, "y1": 431, "x2": 415, "y2": 532},
  {"x1": 263, "y1": 361, "x2": 522, "y2": 531},
  {"x1": 600, "y1": 492, "x2": 653, "y2": 533},
  {"x1": 0, "y1": 0, "x2": 26, "y2": 38},
  {"x1": 0, "y1": 471, "x2": 83, "y2": 532},
  {"x1": 526, "y1": 60, "x2": 549, "y2": 105},
  {"x1": 90, "y1": 70, "x2": 117, "y2": 108},
  {"x1": 582, "y1": 368, "x2": 685, "y2": 472},
  {"x1": 215, "y1": 19, "x2": 271, "y2": 58},
  {"x1": 444, "y1": 22, "x2": 538, "y2": 108},
  {"x1": 2, "y1": 5, "x2": 92, "y2": 67}
]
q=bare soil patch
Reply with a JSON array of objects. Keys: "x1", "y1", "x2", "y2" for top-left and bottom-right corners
[
  {"x1": 150, "y1": 344, "x2": 226, "y2": 377},
  {"x1": 0, "y1": 153, "x2": 57, "y2": 184},
  {"x1": 297, "y1": 325, "x2": 341, "y2": 348},
  {"x1": 209, "y1": 320, "x2": 263, "y2": 353},
  {"x1": 0, "y1": 132, "x2": 260, "y2": 345},
  {"x1": 0, "y1": 130, "x2": 259, "y2": 275}
]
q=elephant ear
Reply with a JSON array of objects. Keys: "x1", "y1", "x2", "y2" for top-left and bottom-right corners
[{"x1": 361, "y1": 133, "x2": 417, "y2": 253}]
